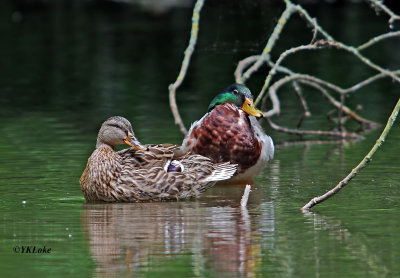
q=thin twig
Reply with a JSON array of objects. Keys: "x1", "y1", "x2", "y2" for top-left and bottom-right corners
[
  {"x1": 171, "y1": 0, "x2": 399, "y2": 140},
  {"x1": 291, "y1": 3, "x2": 400, "y2": 84},
  {"x1": 234, "y1": 55, "x2": 260, "y2": 84},
  {"x1": 253, "y1": 1, "x2": 400, "y2": 114},
  {"x1": 255, "y1": 43, "x2": 327, "y2": 106},
  {"x1": 366, "y1": 0, "x2": 400, "y2": 26},
  {"x1": 260, "y1": 56, "x2": 400, "y2": 96},
  {"x1": 358, "y1": 31, "x2": 400, "y2": 50},
  {"x1": 168, "y1": 0, "x2": 204, "y2": 135},
  {"x1": 298, "y1": 79, "x2": 379, "y2": 129},
  {"x1": 266, "y1": 118, "x2": 363, "y2": 140},
  {"x1": 230, "y1": 0, "x2": 399, "y2": 139},
  {"x1": 238, "y1": 1, "x2": 294, "y2": 84},
  {"x1": 292, "y1": 81, "x2": 311, "y2": 117},
  {"x1": 263, "y1": 74, "x2": 380, "y2": 129},
  {"x1": 344, "y1": 70, "x2": 400, "y2": 93},
  {"x1": 301, "y1": 96, "x2": 400, "y2": 212},
  {"x1": 338, "y1": 94, "x2": 345, "y2": 131},
  {"x1": 255, "y1": 31, "x2": 400, "y2": 106}
]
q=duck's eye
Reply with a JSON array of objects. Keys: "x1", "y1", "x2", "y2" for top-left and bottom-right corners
[{"x1": 233, "y1": 89, "x2": 239, "y2": 95}]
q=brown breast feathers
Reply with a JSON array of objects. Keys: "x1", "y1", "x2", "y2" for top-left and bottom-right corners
[{"x1": 187, "y1": 104, "x2": 261, "y2": 173}]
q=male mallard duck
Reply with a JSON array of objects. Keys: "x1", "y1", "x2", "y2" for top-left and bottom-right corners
[
  {"x1": 80, "y1": 116, "x2": 237, "y2": 202},
  {"x1": 181, "y1": 84, "x2": 274, "y2": 183}
]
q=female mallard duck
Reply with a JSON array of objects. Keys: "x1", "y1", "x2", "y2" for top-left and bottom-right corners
[
  {"x1": 80, "y1": 116, "x2": 237, "y2": 202},
  {"x1": 181, "y1": 84, "x2": 274, "y2": 183}
]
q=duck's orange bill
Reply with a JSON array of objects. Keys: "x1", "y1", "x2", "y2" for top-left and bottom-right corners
[
  {"x1": 241, "y1": 98, "x2": 264, "y2": 118},
  {"x1": 124, "y1": 134, "x2": 145, "y2": 150}
]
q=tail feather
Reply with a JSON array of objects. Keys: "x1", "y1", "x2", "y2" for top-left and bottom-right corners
[{"x1": 204, "y1": 163, "x2": 237, "y2": 182}]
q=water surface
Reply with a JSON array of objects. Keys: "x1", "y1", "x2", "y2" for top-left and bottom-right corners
[{"x1": 1, "y1": 1, "x2": 400, "y2": 277}]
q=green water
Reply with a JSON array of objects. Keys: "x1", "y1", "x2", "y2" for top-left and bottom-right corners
[{"x1": 1, "y1": 1, "x2": 400, "y2": 277}]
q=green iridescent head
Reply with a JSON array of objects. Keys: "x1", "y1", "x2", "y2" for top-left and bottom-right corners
[{"x1": 208, "y1": 84, "x2": 264, "y2": 117}]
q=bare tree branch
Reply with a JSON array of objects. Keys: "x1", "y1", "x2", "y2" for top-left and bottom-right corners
[
  {"x1": 292, "y1": 81, "x2": 311, "y2": 117},
  {"x1": 366, "y1": 0, "x2": 400, "y2": 26},
  {"x1": 237, "y1": 1, "x2": 294, "y2": 84},
  {"x1": 263, "y1": 73, "x2": 381, "y2": 129},
  {"x1": 266, "y1": 117, "x2": 363, "y2": 140},
  {"x1": 234, "y1": 55, "x2": 260, "y2": 84},
  {"x1": 358, "y1": 31, "x2": 400, "y2": 50},
  {"x1": 168, "y1": 0, "x2": 204, "y2": 135},
  {"x1": 171, "y1": 0, "x2": 399, "y2": 140},
  {"x1": 169, "y1": 0, "x2": 400, "y2": 210},
  {"x1": 255, "y1": 43, "x2": 326, "y2": 106},
  {"x1": 301, "y1": 96, "x2": 400, "y2": 212}
]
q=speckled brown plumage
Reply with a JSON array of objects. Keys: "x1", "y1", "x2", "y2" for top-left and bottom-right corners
[{"x1": 80, "y1": 117, "x2": 237, "y2": 202}]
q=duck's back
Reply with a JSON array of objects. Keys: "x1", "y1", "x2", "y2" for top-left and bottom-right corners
[{"x1": 80, "y1": 144, "x2": 234, "y2": 202}]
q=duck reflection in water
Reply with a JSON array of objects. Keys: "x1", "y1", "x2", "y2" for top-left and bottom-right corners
[{"x1": 81, "y1": 201, "x2": 275, "y2": 277}]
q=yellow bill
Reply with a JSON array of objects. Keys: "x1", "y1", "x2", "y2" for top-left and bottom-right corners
[{"x1": 241, "y1": 98, "x2": 264, "y2": 118}]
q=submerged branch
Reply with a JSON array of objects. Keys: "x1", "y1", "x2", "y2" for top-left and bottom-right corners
[
  {"x1": 301, "y1": 97, "x2": 400, "y2": 212},
  {"x1": 298, "y1": 79, "x2": 380, "y2": 129},
  {"x1": 266, "y1": 118, "x2": 363, "y2": 140},
  {"x1": 166, "y1": 0, "x2": 400, "y2": 213},
  {"x1": 263, "y1": 73, "x2": 380, "y2": 129},
  {"x1": 240, "y1": 185, "x2": 252, "y2": 207}
]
